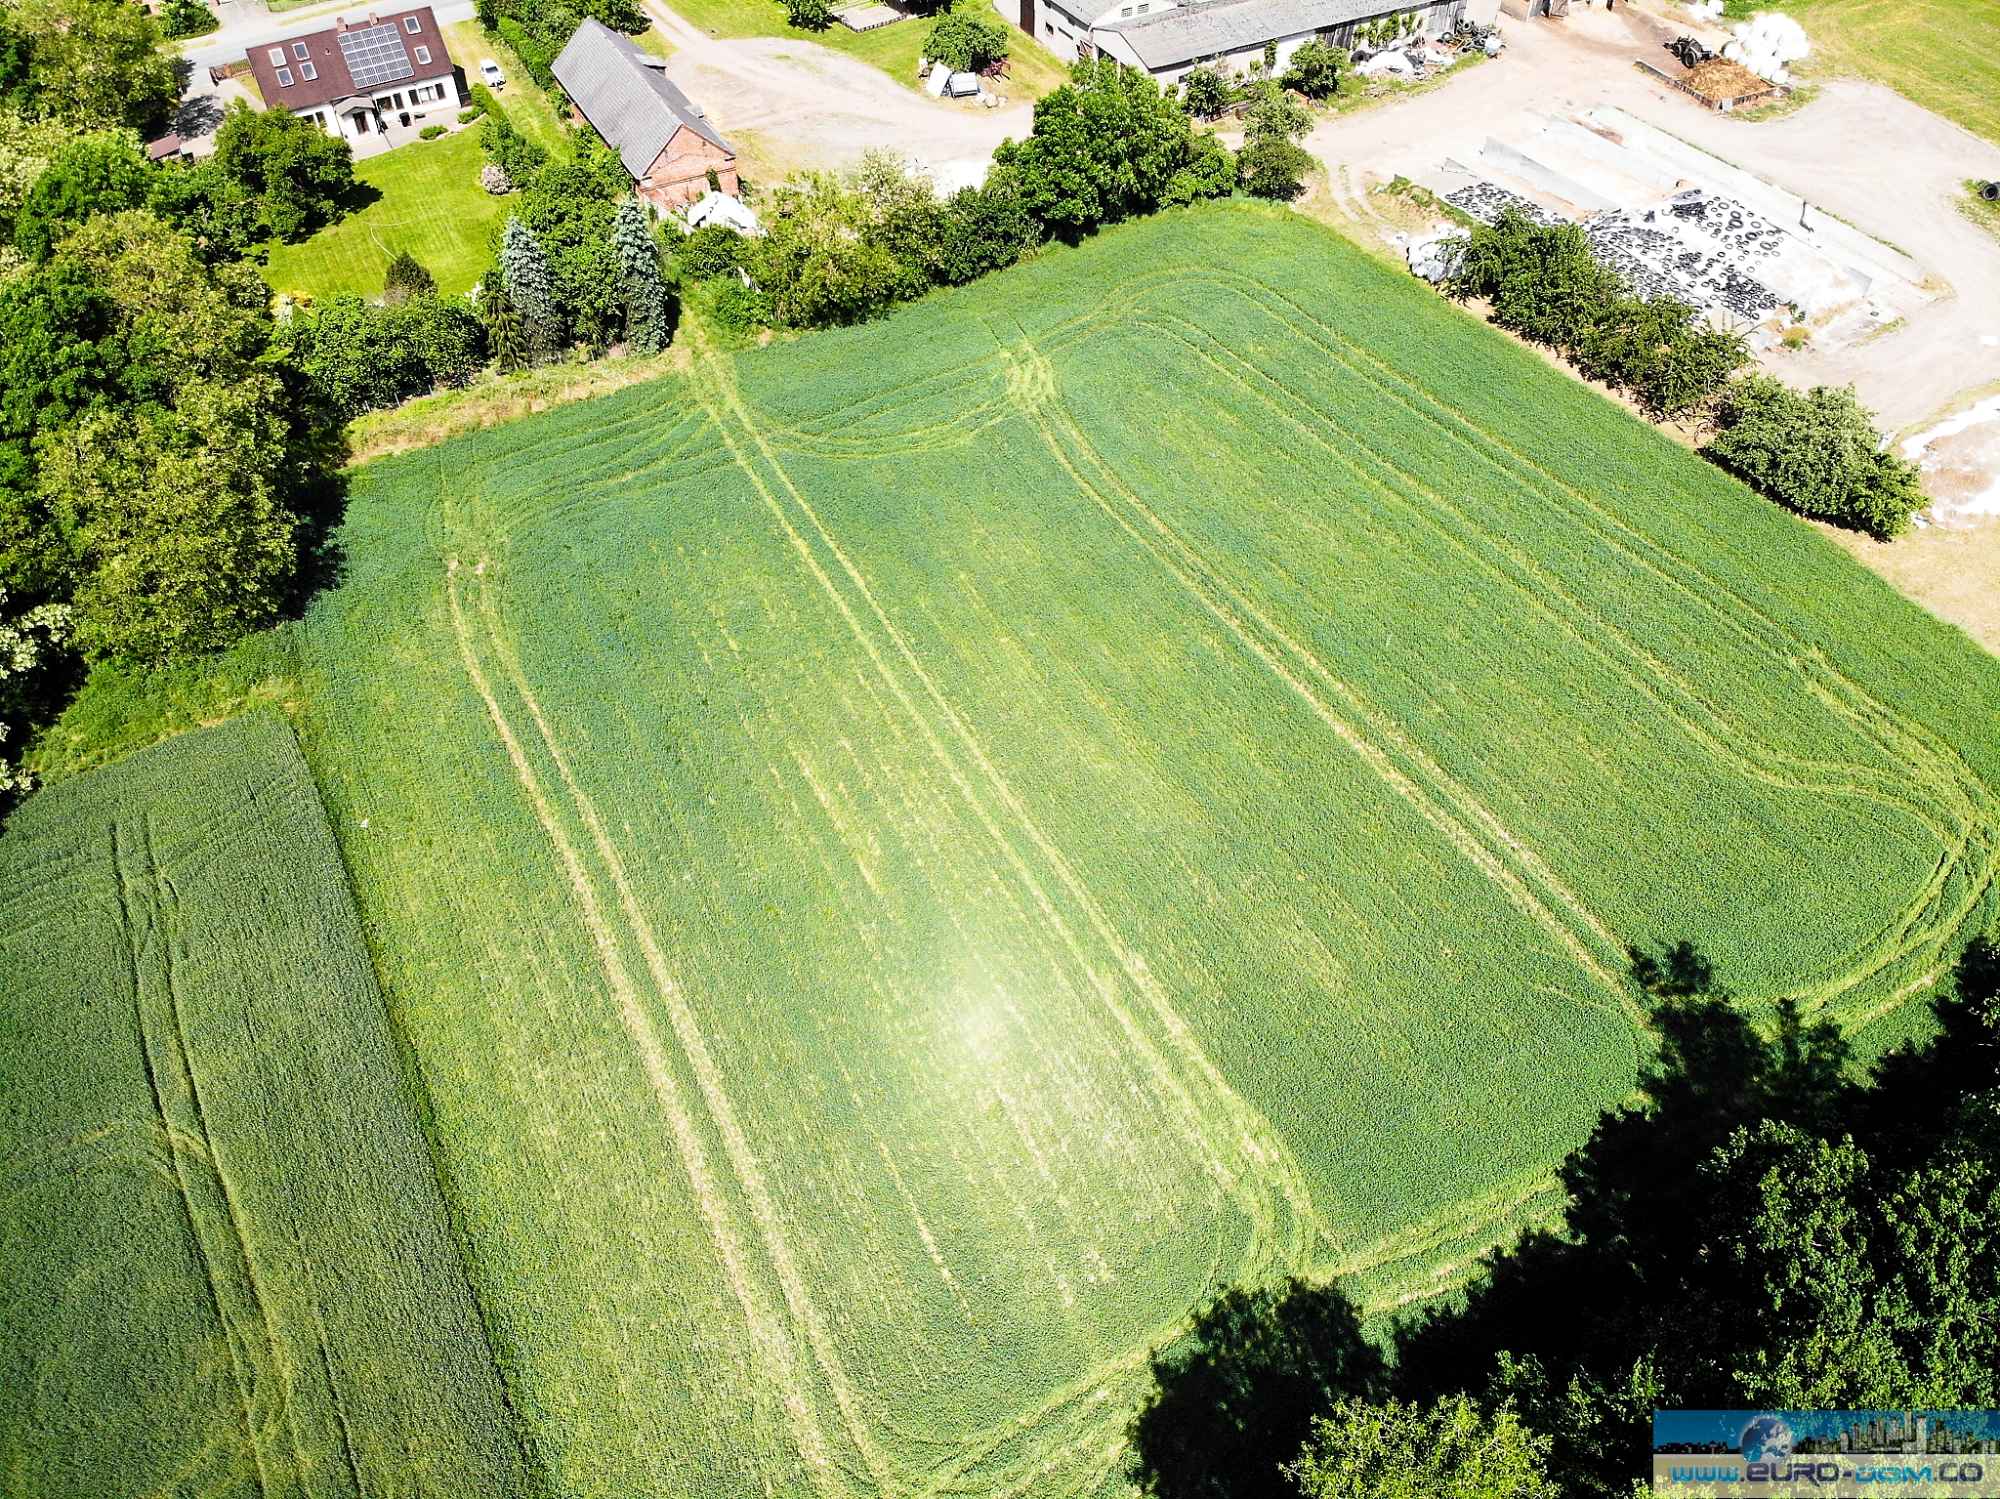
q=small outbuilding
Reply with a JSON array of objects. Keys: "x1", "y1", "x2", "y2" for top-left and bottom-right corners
[{"x1": 552, "y1": 18, "x2": 739, "y2": 211}]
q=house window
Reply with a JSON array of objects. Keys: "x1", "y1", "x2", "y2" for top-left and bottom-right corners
[
  {"x1": 1120, "y1": 6, "x2": 1131, "y2": 14},
  {"x1": 268, "y1": 47, "x2": 285, "y2": 64},
  {"x1": 414, "y1": 44, "x2": 430, "y2": 64},
  {"x1": 276, "y1": 66, "x2": 294, "y2": 85},
  {"x1": 301, "y1": 60, "x2": 318, "y2": 79},
  {"x1": 293, "y1": 41, "x2": 309, "y2": 59},
  {"x1": 404, "y1": 14, "x2": 421, "y2": 30}
]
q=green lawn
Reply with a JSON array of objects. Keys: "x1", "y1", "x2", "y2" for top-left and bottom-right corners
[
  {"x1": 31, "y1": 201, "x2": 2000, "y2": 1498},
  {"x1": 1728, "y1": 0, "x2": 2000, "y2": 144},
  {"x1": 661, "y1": 0, "x2": 1070, "y2": 97},
  {"x1": 261, "y1": 29, "x2": 573, "y2": 304},
  {"x1": 262, "y1": 127, "x2": 503, "y2": 301}
]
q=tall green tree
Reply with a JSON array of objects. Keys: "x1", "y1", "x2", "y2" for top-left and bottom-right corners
[
  {"x1": 1238, "y1": 83, "x2": 1313, "y2": 201},
  {"x1": 208, "y1": 99, "x2": 356, "y2": 242},
  {"x1": 1705, "y1": 376, "x2": 1926, "y2": 538},
  {"x1": 611, "y1": 198, "x2": 674, "y2": 354},
  {"x1": 993, "y1": 59, "x2": 1232, "y2": 240},
  {"x1": 1289, "y1": 1396, "x2": 1561, "y2": 1499},
  {"x1": 5, "y1": 0, "x2": 178, "y2": 133},
  {"x1": 11, "y1": 129, "x2": 151, "y2": 260},
  {"x1": 499, "y1": 214, "x2": 563, "y2": 360}
]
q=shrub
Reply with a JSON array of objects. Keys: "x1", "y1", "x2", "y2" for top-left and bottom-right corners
[
  {"x1": 676, "y1": 222, "x2": 749, "y2": 280},
  {"x1": 784, "y1": 0, "x2": 833, "y2": 30},
  {"x1": 1705, "y1": 376, "x2": 1926, "y2": 538},
  {"x1": 1237, "y1": 83, "x2": 1312, "y2": 201},
  {"x1": 479, "y1": 113, "x2": 549, "y2": 186},
  {"x1": 418, "y1": 123, "x2": 446, "y2": 140},
  {"x1": 924, "y1": 10, "x2": 1009, "y2": 72},
  {"x1": 935, "y1": 173, "x2": 1041, "y2": 283},
  {"x1": 481, "y1": 162, "x2": 513, "y2": 194},
  {"x1": 1279, "y1": 39, "x2": 1345, "y2": 99},
  {"x1": 159, "y1": 0, "x2": 218, "y2": 39},
  {"x1": 458, "y1": 105, "x2": 486, "y2": 124},
  {"x1": 711, "y1": 277, "x2": 771, "y2": 333}
]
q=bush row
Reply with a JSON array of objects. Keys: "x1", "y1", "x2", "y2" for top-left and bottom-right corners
[{"x1": 1443, "y1": 211, "x2": 1923, "y2": 537}]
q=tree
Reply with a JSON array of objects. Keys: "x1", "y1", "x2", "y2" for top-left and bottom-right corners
[
  {"x1": 784, "y1": 0, "x2": 832, "y2": 29},
  {"x1": 482, "y1": 282, "x2": 526, "y2": 372},
  {"x1": 924, "y1": 10, "x2": 1009, "y2": 71},
  {"x1": 11, "y1": 130, "x2": 151, "y2": 260},
  {"x1": 1289, "y1": 1396, "x2": 1561, "y2": 1499},
  {"x1": 751, "y1": 171, "x2": 906, "y2": 327},
  {"x1": 1279, "y1": 40, "x2": 1345, "y2": 99},
  {"x1": 935, "y1": 170, "x2": 1042, "y2": 284},
  {"x1": 1177, "y1": 65, "x2": 1235, "y2": 120},
  {"x1": 400, "y1": 295, "x2": 488, "y2": 390},
  {"x1": 6, "y1": 0, "x2": 179, "y2": 133},
  {"x1": 1130, "y1": 1278, "x2": 1386, "y2": 1499},
  {"x1": 1705, "y1": 376, "x2": 1926, "y2": 538},
  {"x1": 499, "y1": 214, "x2": 564, "y2": 360},
  {"x1": 209, "y1": 99, "x2": 356, "y2": 241},
  {"x1": 0, "y1": 210, "x2": 325, "y2": 663},
  {"x1": 611, "y1": 197, "x2": 675, "y2": 353},
  {"x1": 0, "y1": 588, "x2": 69, "y2": 797},
  {"x1": 993, "y1": 60, "x2": 1231, "y2": 241},
  {"x1": 383, "y1": 248, "x2": 437, "y2": 305},
  {"x1": 1238, "y1": 83, "x2": 1313, "y2": 201}
]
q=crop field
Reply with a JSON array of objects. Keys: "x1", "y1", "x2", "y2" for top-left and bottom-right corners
[
  {"x1": 12, "y1": 202, "x2": 2000, "y2": 1498},
  {"x1": 0, "y1": 716, "x2": 528, "y2": 1498}
]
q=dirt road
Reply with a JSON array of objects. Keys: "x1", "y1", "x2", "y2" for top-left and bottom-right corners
[{"x1": 640, "y1": 0, "x2": 1032, "y2": 183}]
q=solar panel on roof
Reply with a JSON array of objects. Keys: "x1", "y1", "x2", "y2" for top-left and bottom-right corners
[{"x1": 338, "y1": 23, "x2": 415, "y2": 89}]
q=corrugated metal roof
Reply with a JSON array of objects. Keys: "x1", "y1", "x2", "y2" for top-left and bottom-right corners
[
  {"x1": 551, "y1": 18, "x2": 730, "y2": 179},
  {"x1": 1098, "y1": 0, "x2": 1416, "y2": 70}
]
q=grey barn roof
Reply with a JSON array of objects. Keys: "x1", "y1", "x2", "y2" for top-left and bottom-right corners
[
  {"x1": 552, "y1": 18, "x2": 730, "y2": 178},
  {"x1": 1099, "y1": 0, "x2": 1426, "y2": 69}
]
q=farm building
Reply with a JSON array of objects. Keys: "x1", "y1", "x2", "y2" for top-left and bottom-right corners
[
  {"x1": 242, "y1": 6, "x2": 458, "y2": 147},
  {"x1": 1020, "y1": 0, "x2": 1498, "y2": 83},
  {"x1": 552, "y1": 19, "x2": 739, "y2": 211}
]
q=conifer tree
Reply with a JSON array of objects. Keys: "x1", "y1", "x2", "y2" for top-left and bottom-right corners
[
  {"x1": 498, "y1": 215, "x2": 562, "y2": 361},
  {"x1": 611, "y1": 198, "x2": 676, "y2": 355}
]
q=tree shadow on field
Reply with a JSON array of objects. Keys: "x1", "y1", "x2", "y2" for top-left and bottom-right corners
[{"x1": 1128, "y1": 1276, "x2": 1385, "y2": 1499}]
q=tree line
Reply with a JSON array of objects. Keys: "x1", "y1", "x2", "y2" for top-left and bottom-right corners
[
  {"x1": 1443, "y1": 210, "x2": 1925, "y2": 538},
  {"x1": 1128, "y1": 935, "x2": 2000, "y2": 1499}
]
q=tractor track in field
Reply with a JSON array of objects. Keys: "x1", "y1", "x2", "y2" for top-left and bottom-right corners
[{"x1": 1121, "y1": 299, "x2": 1994, "y2": 1023}]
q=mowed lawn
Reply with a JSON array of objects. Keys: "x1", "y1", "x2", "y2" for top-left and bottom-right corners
[
  {"x1": 262, "y1": 26, "x2": 571, "y2": 303},
  {"x1": 661, "y1": 0, "x2": 1070, "y2": 97},
  {"x1": 1749, "y1": 0, "x2": 2000, "y2": 144},
  {"x1": 17, "y1": 203, "x2": 2000, "y2": 1499}
]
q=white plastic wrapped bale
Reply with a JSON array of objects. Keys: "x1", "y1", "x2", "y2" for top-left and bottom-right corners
[
  {"x1": 1406, "y1": 230, "x2": 1468, "y2": 284},
  {"x1": 1720, "y1": 11, "x2": 1809, "y2": 82},
  {"x1": 1357, "y1": 50, "x2": 1414, "y2": 76}
]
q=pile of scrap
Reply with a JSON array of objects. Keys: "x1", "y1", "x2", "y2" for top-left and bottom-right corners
[
  {"x1": 1684, "y1": 56, "x2": 1772, "y2": 105},
  {"x1": 1443, "y1": 180, "x2": 1565, "y2": 228}
]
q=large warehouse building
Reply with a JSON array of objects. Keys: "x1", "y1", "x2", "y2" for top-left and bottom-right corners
[{"x1": 1016, "y1": 0, "x2": 1497, "y2": 85}]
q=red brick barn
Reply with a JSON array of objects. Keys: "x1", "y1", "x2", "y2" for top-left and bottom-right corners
[{"x1": 551, "y1": 18, "x2": 738, "y2": 212}]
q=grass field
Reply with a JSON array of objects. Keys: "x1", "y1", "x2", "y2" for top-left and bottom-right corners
[
  {"x1": 659, "y1": 0, "x2": 1071, "y2": 97},
  {"x1": 0, "y1": 715, "x2": 529, "y2": 1497},
  {"x1": 1727, "y1": 0, "x2": 2000, "y2": 145},
  {"x1": 18, "y1": 202, "x2": 2000, "y2": 1497}
]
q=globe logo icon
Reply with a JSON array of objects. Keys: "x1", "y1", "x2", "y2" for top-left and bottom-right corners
[{"x1": 1741, "y1": 1416, "x2": 1795, "y2": 1463}]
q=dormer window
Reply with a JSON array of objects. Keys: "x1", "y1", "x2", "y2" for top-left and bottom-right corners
[
  {"x1": 293, "y1": 41, "x2": 309, "y2": 58},
  {"x1": 268, "y1": 46, "x2": 286, "y2": 64},
  {"x1": 276, "y1": 66, "x2": 294, "y2": 85},
  {"x1": 404, "y1": 15, "x2": 421, "y2": 31}
]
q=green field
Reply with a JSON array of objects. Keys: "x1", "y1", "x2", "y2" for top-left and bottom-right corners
[
  {"x1": 1731, "y1": 0, "x2": 2000, "y2": 144},
  {"x1": 0, "y1": 715, "x2": 529, "y2": 1497},
  {"x1": 15, "y1": 202, "x2": 2000, "y2": 1497}
]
